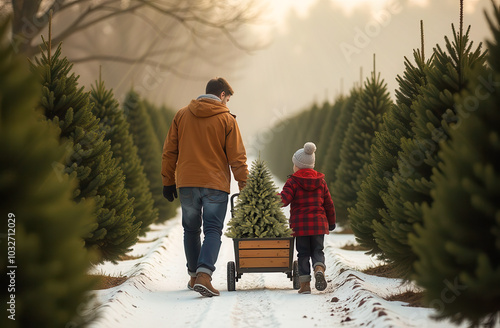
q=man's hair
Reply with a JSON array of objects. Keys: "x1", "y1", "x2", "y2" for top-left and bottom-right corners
[{"x1": 206, "y1": 77, "x2": 234, "y2": 97}]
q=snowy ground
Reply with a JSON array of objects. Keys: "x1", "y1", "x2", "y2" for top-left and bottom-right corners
[{"x1": 86, "y1": 178, "x2": 498, "y2": 328}]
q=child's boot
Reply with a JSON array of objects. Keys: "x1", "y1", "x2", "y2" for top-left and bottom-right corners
[
  {"x1": 314, "y1": 265, "x2": 327, "y2": 291},
  {"x1": 298, "y1": 281, "x2": 311, "y2": 294}
]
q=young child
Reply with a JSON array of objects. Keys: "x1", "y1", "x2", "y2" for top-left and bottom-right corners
[{"x1": 279, "y1": 142, "x2": 336, "y2": 294}]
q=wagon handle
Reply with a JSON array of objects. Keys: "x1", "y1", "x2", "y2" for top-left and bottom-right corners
[{"x1": 230, "y1": 193, "x2": 239, "y2": 217}]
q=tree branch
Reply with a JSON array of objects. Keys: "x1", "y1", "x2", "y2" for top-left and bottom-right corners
[
  {"x1": 50, "y1": 3, "x2": 145, "y2": 47},
  {"x1": 12, "y1": 0, "x2": 264, "y2": 64},
  {"x1": 70, "y1": 53, "x2": 197, "y2": 79}
]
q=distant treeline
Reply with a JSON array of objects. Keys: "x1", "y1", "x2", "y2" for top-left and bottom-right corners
[{"x1": 263, "y1": 4, "x2": 500, "y2": 327}]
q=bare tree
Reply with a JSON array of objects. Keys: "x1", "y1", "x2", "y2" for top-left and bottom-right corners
[{"x1": 5, "y1": 0, "x2": 264, "y2": 73}]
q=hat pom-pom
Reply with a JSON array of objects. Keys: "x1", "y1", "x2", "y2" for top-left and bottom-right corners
[{"x1": 303, "y1": 142, "x2": 316, "y2": 155}]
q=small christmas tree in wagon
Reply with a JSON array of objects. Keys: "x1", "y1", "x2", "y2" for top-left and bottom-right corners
[{"x1": 225, "y1": 158, "x2": 299, "y2": 291}]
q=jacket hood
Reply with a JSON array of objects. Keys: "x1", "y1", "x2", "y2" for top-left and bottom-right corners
[
  {"x1": 291, "y1": 169, "x2": 325, "y2": 191},
  {"x1": 188, "y1": 98, "x2": 231, "y2": 118}
]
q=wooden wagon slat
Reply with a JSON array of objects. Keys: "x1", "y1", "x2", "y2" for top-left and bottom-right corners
[
  {"x1": 238, "y1": 249, "x2": 290, "y2": 258},
  {"x1": 238, "y1": 240, "x2": 290, "y2": 249},
  {"x1": 239, "y1": 258, "x2": 290, "y2": 268}
]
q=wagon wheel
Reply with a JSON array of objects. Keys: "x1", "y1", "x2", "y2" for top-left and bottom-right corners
[
  {"x1": 292, "y1": 260, "x2": 300, "y2": 290},
  {"x1": 227, "y1": 261, "x2": 236, "y2": 291}
]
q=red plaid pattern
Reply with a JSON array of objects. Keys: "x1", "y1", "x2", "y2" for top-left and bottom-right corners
[{"x1": 280, "y1": 169, "x2": 336, "y2": 236}]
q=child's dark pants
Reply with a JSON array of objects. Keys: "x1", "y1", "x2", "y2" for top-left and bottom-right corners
[{"x1": 296, "y1": 234, "x2": 326, "y2": 282}]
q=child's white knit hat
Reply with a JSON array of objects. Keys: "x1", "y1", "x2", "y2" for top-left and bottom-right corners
[{"x1": 292, "y1": 142, "x2": 316, "y2": 169}]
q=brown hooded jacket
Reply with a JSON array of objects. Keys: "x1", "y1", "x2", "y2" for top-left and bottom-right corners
[{"x1": 161, "y1": 97, "x2": 248, "y2": 193}]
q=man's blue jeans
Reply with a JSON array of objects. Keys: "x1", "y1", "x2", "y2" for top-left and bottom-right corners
[{"x1": 179, "y1": 187, "x2": 228, "y2": 277}]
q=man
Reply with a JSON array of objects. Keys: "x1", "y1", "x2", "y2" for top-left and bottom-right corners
[{"x1": 162, "y1": 77, "x2": 248, "y2": 297}]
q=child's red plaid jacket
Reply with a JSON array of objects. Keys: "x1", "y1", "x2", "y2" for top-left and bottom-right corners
[{"x1": 279, "y1": 168, "x2": 336, "y2": 236}]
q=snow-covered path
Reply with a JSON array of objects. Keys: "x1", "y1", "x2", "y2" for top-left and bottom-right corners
[
  {"x1": 87, "y1": 207, "x2": 487, "y2": 328},
  {"x1": 87, "y1": 174, "x2": 497, "y2": 328},
  {"x1": 88, "y1": 212, "x2": 342, "y2": 327}
]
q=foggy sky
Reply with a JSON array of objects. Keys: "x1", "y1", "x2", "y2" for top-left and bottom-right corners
[
  {"x1": 73, "y1": 0, "x2": 494, "y2": 152},
  {"x1": 229, "y1": 0, "x2": 492, "y2": 146}
]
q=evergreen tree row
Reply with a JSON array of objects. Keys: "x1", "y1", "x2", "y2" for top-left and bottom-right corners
[
  {"x1": 0, "y1": 13, "x2": 179, "y2": 325},
  {"x1": 350, "y1": 48, "x2": 431, "y2": 258},
  {"x1": 123, "y1": 90, "x2": 178, "y2": 223},
  {"x1": 2, "y1": 17, "x2": 176, "y2": 263},
  {"x1": 333, "y1": 68, "x2": 392, "y2": 225},
  {"x1": 263, "y1": 98, "x2": 348, "y2": 183},
  {"x1": 411, "y1": 5, "x2": 500, "y2": 326},
  {"x1": 0, "y1": 18, "x2": 96, "y2": 327},
  {"x1": 263, "y1": 3, "x2": 500, "y2": 325},
  {"x1": 34, "y1": 40, "x2": 142, "y2": 262},
  {"x1": 375, "y1": 23, "x2": 486, "y2": 278},
  {"x1": 90, "y1": 77, "x2": 158, "y2": 236}
]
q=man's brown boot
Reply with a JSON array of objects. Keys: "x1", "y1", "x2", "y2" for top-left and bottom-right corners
[
  {"x1": 298, "y1": 281, "x2": 311, "y2": 294},
  {"x1": 187, "y1": 276, "x2": 196, "y2": 290},
  {"x1": 314, "y1": 265, "x2": 327, "y2": 291},
  {"x1": 193, "y1": 272, "x2": 220, "y2": 297}
]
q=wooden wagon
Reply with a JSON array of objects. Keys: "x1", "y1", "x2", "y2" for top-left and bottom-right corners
[{"x1": 227, "y1": 194, "x2": 299, "y2": 291}]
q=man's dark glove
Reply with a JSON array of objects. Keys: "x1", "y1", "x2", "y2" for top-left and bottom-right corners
[
  {"x1": 163, "y1": 185, "x2": 177, "y2": 202},
  {"x1": 329, "y1": 224, "x2": 336, "y2": 231}
]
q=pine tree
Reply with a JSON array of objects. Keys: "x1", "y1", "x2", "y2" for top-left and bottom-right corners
[
  {"x1": 321, "y1": 89, "x2": 360, "y2": 189},
  {"x1": 264, "y1": 110, "x2": 308, "y2": 182},
  {"x1": 350, "y1": 47, "x2": 430, "y2": 256},
  {"x1": 375, "y1": 22, "x2": 487, "y2": 277},
  {"x1": 90, "y1": 77, "x2": 158, "y2": 235},
  {"x1": 333, "y1": 69, "x2": 392, "y2": 226},
  {"x1": 265, "y1": 101, "x2": 337, "y2": 182},
  {"x1": 294, "y1": 103, "x2": 319, "y2": 148},
  {"x1": 0, "y1": 17, "x2": 96, "y2": 327},
  {"x1": 143, "y1": 100, "x2": 174, "y2": 149},
  {"x1": 316, "y1": 97, "x2": 344, "y2": 170},
  {"x1": 123, "y1": 89, "x2": 177, "y2": 222},
  {"x1": 161, "y1": 104, "x2": 176, "y2": 129},
  {"x1": 225, "y1": 158, "x2": 292, "y2": 238},
  {"x1": 263, "y1": 125, "x2": 288, "y2": 180},
  {"x1": 410, "y1": 4, "x2": 500, "y2": 326},
  {"x1": 302, "y1": 102, "x2": 327, "y2": 145},
  {"x1": 32, "y1": 35, "x2": 140, "y2": 262}
]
